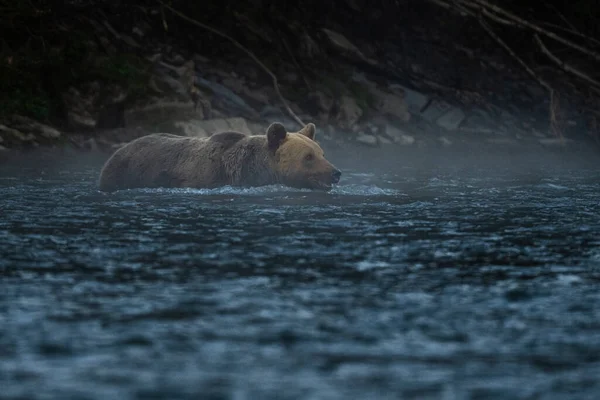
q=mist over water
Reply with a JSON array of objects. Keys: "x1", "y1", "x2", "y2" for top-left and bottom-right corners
[{"x1": 1, "y1": 145, "x2": 600, "y2": 399}]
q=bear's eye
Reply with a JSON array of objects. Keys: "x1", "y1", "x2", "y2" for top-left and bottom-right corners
[{"x1": 304, "y1": 153, "x2": 314, "y2": 161}]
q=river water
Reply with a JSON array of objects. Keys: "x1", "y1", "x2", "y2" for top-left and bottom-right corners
[{"x1": 1, "y1": 146, "x2": 599, "y2": 400}]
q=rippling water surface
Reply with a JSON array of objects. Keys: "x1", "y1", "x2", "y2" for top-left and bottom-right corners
[{"x1": 1, "y1": 149, "x2": 600, "y2": 400}]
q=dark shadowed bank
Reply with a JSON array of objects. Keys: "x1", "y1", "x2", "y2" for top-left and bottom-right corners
[{"x1": 2, "y1": 0, "x2": 600, "y2": 163}]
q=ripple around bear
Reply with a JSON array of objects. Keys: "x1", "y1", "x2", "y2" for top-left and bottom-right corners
[{"x1": 97, "y1": 122, "x2": 342, "y2": 192}]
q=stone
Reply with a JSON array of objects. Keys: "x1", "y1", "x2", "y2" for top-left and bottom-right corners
[
  {"x1": 153, "y1": 74, "x2": 190, "y2": 99},
  {"x1": 436, "y1": 107, "x2": 466, "y2": 131},
  {"x1": 335, "y1": 96, "x2": 363, "y2": 129},
  {"x1": 389, "y1": 84, "x2": 430, "y2": 114},
  {"x1": 170, "y1": 118, "x2": 252, "y2": 138},
  {"x1": 68, "y1": 112, "x2": 97, "y2": 130},
  {"x1": 321, "y1": 29, "x2": 375, "y2": 64},
  {"x1": 439, "y1": 136, "x2": 452, "y2": 146},
  {"x1": 132, "y1": 26, "x2": 145, "y2": 38},
  {"x1": 125, "y1": 101, "x2": 205, "y2": 129},
  {"x1": 299, "y1": 32, "x2": 320, "y2": 58},
  {"x1": 373, "y1": 89, "x2": 411, "y2": 122},
  {"x1": 85, "y1": 138, "x2": 99, "y2": 152},
  {"x1": 62, "y1": 82, "x2": 126, "y2": 130},
  {"x1": 221, "y1": 76, "x2": 271, "y2": 107},
  {"x1": 196, "y1": 76, "x2": 259, "y2": 118},
  {"x1": 417, "y1": 98, "x2": 466, "y2": 131},
  {"x1": 9, "y1": 115, "x2": 61, "y2": 139},
  {"x1": 420, "y1": 99, "x2": 453, "y2": 122},
  {"x1": 356, "y1": 133, "x2": 378, "y2": 146},
  {"x1": 379, "y1": 136, "x2": 392, "y2": 145},
  {"x1": 312, "y1": 91, "x2": 334, "y2": 114},
  {"x1": 0, "y1": 124, "x2": 27, "y2": 141},
  {"x1": 243, "y1": 87, "x2": 271, "y2": 106},
  {"x1": 351, "y1": 74, "x2": 410, "y2": 122},
  {"x1": 383, "y1": 125, "x2": 415, "y2": 145},
  {"x1": 120, "y1": 34, "x2": 140, "y2": 48}
]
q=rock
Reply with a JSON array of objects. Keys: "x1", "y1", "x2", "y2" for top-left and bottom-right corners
[
  {"x1": 85, "y1": 138, "x2": 99, "y2": 152},
  {"x1": 96, "y1": 102, "x2": 126, "y2": 129},
  {"x1": 439, "y1": 136, "x2": 452, "y2": 146},
  {"x1": 120, "y1": 34, "x2": 140, "y2": 48},
  {"x1": 321, "y1": 29, "x2": 376, "y2": 65},
  {"x1": 221, "y1": 76, "x2": 245, "y2": 94},
  {"x1": 383, "y1": 125, "x2": 415, "y2": 145},
  {"x1": 220, "y1": 76, "x2": 271, "y2": 107},
  {"x1": 308, "y1": 91, "x2": 334, "y2": 115},
  {"x1": 351, "y1": 74, "x2": 410, "y2": 122},
  {"x1": 0, "y1": 124, "x2": 27, "y2": 141},
  {"x1": 68, "y1": 112, "x2": 97, "y2": 130},
  {"x1": 436, "y1": 107, "x2": 466, "y2": 131},
  {"x1": 379, "y1": 136, "x2": 392, "y2": 145},
  {"x1": 299, "y1": 32, "x2": 320, "y2": 58},
  {"x1": 419, "y1": 99, "x2": 450, "y2": 121},
  {"x1": 195, "y1": 76, "x2": 259, "y2": 119},
  {"x1": 62, "y1": 82, "x2": 127, "y2": 130},
  {"x1": 387, "y1": 82, "x2": 466, "y2": 130},
  {"x1": 132, "y1": 26, "x2": 145, "y2": 38},
  {"x1": 9, "y1": 115, "x2": 61, "y2": 139},
  {"x1": 172, "y1": 117, "x2": 252, "y2": 137},
  {"x1": 125, "y1": 101, "x2": 205, "y2": 129},
  {"x1": 153, "y1": 74, "x2": 190, "y2": 100},
  {"x1": 462, "y1": 108, "x2": 495, "y2": 130},
  {"x1": 258, "y1": 106, "x2": 299, "y2": 129},
  {"x1": 243, "y1": 87, "x2": 271, "y2": 106},
  {"x1": 0, "y1": 145, "x2": 6, "y2": 151},
  {"x1": 389, "y1": 84, "x2": 430, "y2": 114},
  {"x1": 372, "y1": 89, "x2": 411, "y2": 122},
  {"x1": 62, "y1": 86, "x2": 97, "y2": 130},
  {"x1": 356, "y1": 133, "x2": 378, "y2": 146},
  {"x1": 335, "y1": 96, "x2": 363, "y2": 129}
]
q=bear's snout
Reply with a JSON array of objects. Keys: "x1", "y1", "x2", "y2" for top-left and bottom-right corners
[{"x1": 331, "y1": 168, "x2": 341, "y2": 184}]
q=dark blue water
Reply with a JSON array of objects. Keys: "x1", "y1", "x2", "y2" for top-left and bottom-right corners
[{"x1": 1, "y1": 149, "x2": 600, "y2": 400}]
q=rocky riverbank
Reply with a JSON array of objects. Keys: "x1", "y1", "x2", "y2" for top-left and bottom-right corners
[{"x1": 1, "y1": 1, "x2": 599, "y2": 156}]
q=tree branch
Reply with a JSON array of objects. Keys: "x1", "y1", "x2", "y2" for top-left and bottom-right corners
[
  {"x1": 157, "y1": 0, "x2": 306, "y2": 128},
  {"x1": 449, "y1": 0, "x2": 563, "y2": 138},
  {"x1": 534, "y1": 34, "x2": 600, "y2": 90},
  {"x1": 462, "y1": 0, "x2": 600, "y2": 63}
]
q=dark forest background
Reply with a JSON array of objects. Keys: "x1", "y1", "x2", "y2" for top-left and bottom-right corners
[{"x1": 2, "y1": 0, "x2": 600, "y2": 151}]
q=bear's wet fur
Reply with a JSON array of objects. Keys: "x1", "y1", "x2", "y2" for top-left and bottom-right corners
[{"x1": 98, "y1": 122, "x2": 341, "y2": 192}]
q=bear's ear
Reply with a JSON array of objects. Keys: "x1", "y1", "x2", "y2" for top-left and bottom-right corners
[
  {"x1": 298, "y1": 123, "x2": 316, "y2": 140},
  {"x1": 266, "y1": 122, "x2": 287, "y2": 150}
]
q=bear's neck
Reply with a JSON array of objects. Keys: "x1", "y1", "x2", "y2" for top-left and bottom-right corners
[{"x1": 223, "y1": 136, "x2": 281, "y2": 187}]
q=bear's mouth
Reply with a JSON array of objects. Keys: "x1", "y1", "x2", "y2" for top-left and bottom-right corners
[{"x1": 309, "y1": 178, "x2": 334, "y2": 191}]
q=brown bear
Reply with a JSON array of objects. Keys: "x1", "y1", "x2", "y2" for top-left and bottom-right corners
[{"x1": 97, "y1": 122, "x2": 341, "y2": 192}]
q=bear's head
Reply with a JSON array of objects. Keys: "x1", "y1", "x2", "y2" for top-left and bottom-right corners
[{"x1": 267, "y1": 122, "x2": 341, "y2": 191}]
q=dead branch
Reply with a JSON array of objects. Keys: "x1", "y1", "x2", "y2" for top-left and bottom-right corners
[
  {"x1": 452, "y1": 1, "x2": 563, "y2": 139},
  {"x1": 453, "y1": 1, "x2": 551, "y2": 90},
  {"x1": 538, "y1": 21, "x2": 600, "y2": 49},
  {"x1": 546, "y1": 4, "x2": 577, "y2": 32},
  {"x1": 461, "y1": 0, "x2": 600, "y2": 63},
  {"x1": 534, "y1": 34, "x2": 600, "y2": 90},
  {"x1": 157, "y1": 0, "x2": 306, "y2": 128},
  {"x1": 541, "y1": 5, "x2": 600, "y2": 48}
]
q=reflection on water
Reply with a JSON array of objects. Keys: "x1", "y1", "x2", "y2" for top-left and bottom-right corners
[{"x1": 1, "y1": 151, "x2": 600, "y2": 399}]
